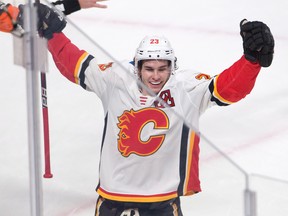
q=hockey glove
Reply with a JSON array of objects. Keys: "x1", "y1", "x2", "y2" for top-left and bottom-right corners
[
  {"x1": 0, "y1": 2, "x2": 19, "y2": 33},
  {"x1": 18, "y1": 3, "x2": 66, "y2": 39},
  {"x1": 240, "y1": 19, "x2": 274, "y2": 67}
]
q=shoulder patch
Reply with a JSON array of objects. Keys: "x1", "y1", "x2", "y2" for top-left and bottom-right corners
[
  {"x1": 195, "y1": 73, "x2": 211, "y2": 80},
  {"x1": 98, "y1": 62, "x2": 113, "y2": 71}
]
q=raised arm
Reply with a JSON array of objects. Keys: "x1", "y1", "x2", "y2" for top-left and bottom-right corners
[{"x1": 209, "y1": 19, "x2": 274, "y2": 106}]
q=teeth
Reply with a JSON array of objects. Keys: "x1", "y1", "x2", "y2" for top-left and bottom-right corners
[{"x1": 151, "y1": 81, "x2": 161, "y2": 85}]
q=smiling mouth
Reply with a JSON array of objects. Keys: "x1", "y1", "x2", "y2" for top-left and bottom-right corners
[{"x1": 150, "y1": 81, "x2": 161, "y2": 85}]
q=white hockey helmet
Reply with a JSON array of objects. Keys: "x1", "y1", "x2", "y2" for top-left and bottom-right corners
[{"x1": 134, "y1": 35, "x2": 177, "y2": 74}]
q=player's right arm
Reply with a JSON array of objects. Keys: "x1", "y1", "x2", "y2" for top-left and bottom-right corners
[{"x1": 48, "y1": 32, "x2": 94, "y2": 87}]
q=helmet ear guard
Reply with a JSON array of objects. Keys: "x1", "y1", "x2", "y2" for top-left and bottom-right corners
[{"x1": 134, "y1": 35, "x2": 177, "y2": 75}]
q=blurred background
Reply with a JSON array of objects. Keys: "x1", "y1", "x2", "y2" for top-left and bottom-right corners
[{"x1": 0, "y1": 0, "x2": 287, "y2": 215}]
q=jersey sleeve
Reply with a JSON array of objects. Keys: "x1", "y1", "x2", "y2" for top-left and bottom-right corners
[
  {"x1": 48, "y1": 32, "x2": 95, "y2": 87},
  {"x1": 48, "y1": 32, "x2": 118, "y2": 102},
  {"x1": 209, "y1": 55, "x2": 261, "y2": 106}
]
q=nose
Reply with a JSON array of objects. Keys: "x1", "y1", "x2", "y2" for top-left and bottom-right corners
[{"x1": 152, "y1": 70, "x2": 161, "y2": 80}]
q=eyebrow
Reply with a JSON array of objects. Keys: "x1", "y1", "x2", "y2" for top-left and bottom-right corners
[{"x1": 143, "y1": 65, "x2": 169, "y2": 69}]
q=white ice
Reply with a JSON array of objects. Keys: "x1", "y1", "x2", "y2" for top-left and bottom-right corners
[{"x1": 0, "y1": 0, "x2": 288, "y2": 215}]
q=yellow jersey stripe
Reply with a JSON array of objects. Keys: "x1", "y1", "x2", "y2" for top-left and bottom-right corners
[
  {"x1": 183, "y1": 131, "x2": 195, "y2": 195},
  {"x1": 74, "y1": 52, "x2": 89, "y2": 84},
  {"x1": 213, "y1": 76, "x2": 233, "y2": 104},
  {"x1": 97, "y1": 187, "x2": 178, "y2": 203}
]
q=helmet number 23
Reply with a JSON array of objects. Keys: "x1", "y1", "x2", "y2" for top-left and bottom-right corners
[{"x1": 150, "y1": 39, "x2": 159, "y2": 44}]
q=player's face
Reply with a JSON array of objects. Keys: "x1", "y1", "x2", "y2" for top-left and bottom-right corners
[{"x1": 139, "y1": 60, "x2": 171, "y2": 96}]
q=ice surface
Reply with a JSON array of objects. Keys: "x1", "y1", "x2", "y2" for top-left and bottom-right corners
[{"x1": 0, "y1": 0, "x2": 288, "y2": 215}]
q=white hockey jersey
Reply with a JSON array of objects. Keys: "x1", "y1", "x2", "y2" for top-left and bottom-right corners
[{"x1": 48, "y1": 32, "x2": 261, "y2": 202}]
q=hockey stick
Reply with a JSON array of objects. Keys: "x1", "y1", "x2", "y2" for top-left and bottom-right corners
[
  {"x1": 2, "y1": 0, "x2": 53, "y2": 178},
  {"x1": 41, "y1": 73, "x2": 53, "y2": 178},
  {"x1": 33, "y1": 0, "x2": 53, "y2": 178}
]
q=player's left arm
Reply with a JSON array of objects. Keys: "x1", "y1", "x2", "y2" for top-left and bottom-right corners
[{"x1": 209, "y1": 19, "x2": 274, "y2": 106}]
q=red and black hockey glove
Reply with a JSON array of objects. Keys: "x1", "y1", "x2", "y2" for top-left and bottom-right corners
[
  {"x1": 240, "y1": 19, "x2": 274, "y2": 67},
  {"x1": 0, "y1": 2, "x2": 19, "y2": 33}
]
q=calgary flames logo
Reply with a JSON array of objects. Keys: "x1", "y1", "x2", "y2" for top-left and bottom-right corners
[{"x1": 117, "y1": 108, "x2": 169, "y2": 157}]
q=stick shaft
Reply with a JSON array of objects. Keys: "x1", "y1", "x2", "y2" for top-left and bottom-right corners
[{"x1": 41, "y1": 73, "x2": 53, "y2": 178}]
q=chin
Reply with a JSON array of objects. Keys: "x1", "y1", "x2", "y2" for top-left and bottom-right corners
[{"x1": 153, "y1": 89, "x2": 161, "y2": 95}]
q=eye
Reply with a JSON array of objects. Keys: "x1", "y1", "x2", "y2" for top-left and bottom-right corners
[
  {"x1": 158, "y1": 67, "x2": 169, "y2": 72},
  {"x1": 145, "y1": 68, "x2": 154, "y2": 72}
]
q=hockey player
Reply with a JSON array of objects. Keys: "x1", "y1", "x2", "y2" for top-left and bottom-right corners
[{"x1": 0, "y1": 3, "x2": 274, "y2": 216}]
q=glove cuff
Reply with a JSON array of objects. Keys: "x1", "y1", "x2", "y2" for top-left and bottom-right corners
[
  {"x1": 62, "y1": 0, "x2": 80, "y2": 15},
  {"x1": 244, "y1": 53, "x2": 258, "y2": 64}
]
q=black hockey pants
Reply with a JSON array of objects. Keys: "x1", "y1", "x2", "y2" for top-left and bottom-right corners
[{"x1": 94, "y1": 196, "x2": 183, "y2": 216}]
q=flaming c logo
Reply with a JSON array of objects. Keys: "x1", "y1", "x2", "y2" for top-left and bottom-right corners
[{"x1": 117, "y1": 108, "x2": 169, "y2": 157}]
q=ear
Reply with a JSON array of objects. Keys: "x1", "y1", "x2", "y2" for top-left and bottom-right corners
[{"x1": 138, "y1": 71, "x2": 142, "y2": 80}]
